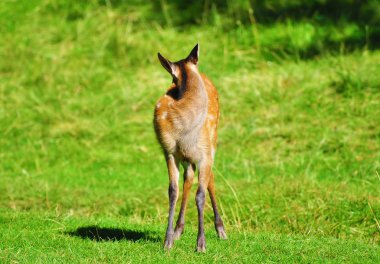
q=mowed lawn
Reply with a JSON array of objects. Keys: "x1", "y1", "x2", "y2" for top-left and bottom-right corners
[{"x1": 0, "y1": 1, "x2": 379, "y2": 263}]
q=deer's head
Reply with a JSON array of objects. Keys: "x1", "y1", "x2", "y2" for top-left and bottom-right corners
[{"x1": 157, "y1": 44, "x2": 200, "y2": 88}]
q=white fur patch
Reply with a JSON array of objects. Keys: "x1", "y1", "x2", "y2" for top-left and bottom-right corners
[
  {"x1": 156, "y1": 102, "x2": 161, "y2": 109},
  {"x1": 161, "y1": 111, "x2": 167, "y2": 119},
  {"x1": 188, "y1": 63, "x2": 198, "y2": 72}
]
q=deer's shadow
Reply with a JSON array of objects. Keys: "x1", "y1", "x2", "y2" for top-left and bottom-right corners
[{"x1": 67, "y1": 226, "x2": 160, "y2": 242}]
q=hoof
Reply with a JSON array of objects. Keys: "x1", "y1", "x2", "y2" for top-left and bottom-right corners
[
  {"x1": 217, "y1": 227, "x2": 227, "y2": 240},
  {"x1": 173, "y1": 229, "x2": 183, "y2": 240},
  {"x1": 164, "y1": 234, "x2": 174, "y2": 250},
  {"x1": 173, "y1": 224, "x2": 184, "y2": 240},
  {"x1": 196, "y1": 236, "x2": 206, "y2": 253},
  {"x1": 196, "y1": 245, "x2": 206, "y2": 253}
]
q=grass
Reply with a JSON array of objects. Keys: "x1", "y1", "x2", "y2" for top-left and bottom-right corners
[
  {"x1": 1, "y1": 0, "x2": 380, "y2": 262},
  {"x1": 1, "y1": 211, "x2": 379, "y2": 263}
]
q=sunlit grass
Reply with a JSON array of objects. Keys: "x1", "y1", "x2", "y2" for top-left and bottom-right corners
[{"x1": 0, "y1": 0, "x2": 379, "y2": 262}]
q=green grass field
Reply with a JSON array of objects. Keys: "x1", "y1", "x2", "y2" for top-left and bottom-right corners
[{"x1": 1, "y1": 0, "x2": 379, "y2": 262}]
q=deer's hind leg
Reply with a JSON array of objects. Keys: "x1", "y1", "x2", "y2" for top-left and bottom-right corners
[
  {"x1": 173, "y1": 163, "x2": 195, "y2": 240},
  {"x1": 164, "y1": 154, "x2": 180, "y2": 250},
  {"x1": 208, "y1": 170, "x2": 227, "y2": 239},
  {"x1": 195, "y1": 161, "x2": 212, "y2": 252}
]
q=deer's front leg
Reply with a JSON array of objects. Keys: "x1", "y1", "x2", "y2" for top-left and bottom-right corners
[{"x1": 164, "y1": 154, "x2": 179, "y2": 250}]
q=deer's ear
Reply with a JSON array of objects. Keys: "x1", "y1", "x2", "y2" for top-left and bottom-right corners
[
  {"x1": 186, "y1": 43, "x2": 199, "y2": 65},
  {"x1": 158, "y1": 53, "x2": 176, "y2": 76}
]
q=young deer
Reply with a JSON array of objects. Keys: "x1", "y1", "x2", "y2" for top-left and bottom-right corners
[{"x1": 154, "y1": 44, "x2": 227, "y2": 252}]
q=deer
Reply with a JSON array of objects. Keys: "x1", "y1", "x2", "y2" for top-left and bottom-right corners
[{"x1": 154, "y1": 44, "x2": 227, "y2": 252}]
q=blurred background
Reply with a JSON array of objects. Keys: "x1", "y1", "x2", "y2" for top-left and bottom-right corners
[{"x1": 0, "y1": 0, "x2": 379, "y2": 261}]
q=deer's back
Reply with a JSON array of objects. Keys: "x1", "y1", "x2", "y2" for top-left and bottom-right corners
[{"x1": 154, "y1": 73, "x2": 219, "y2": 163}]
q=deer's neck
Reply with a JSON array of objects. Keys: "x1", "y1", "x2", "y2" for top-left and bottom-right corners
[
  {"x1": 175, "y1": 67, "x2": 208, "y2": 133},
  {"x1": 179, "y1": 66, "x2": 207, "y2": 107}
]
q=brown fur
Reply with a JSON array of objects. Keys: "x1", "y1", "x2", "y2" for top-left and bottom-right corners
[
  {"x1": 154, "y1": 70, "x2": 219, "y2": 162},
  {"x1": 154, "y1": 44, "x2": 227, "y2": 252}
]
